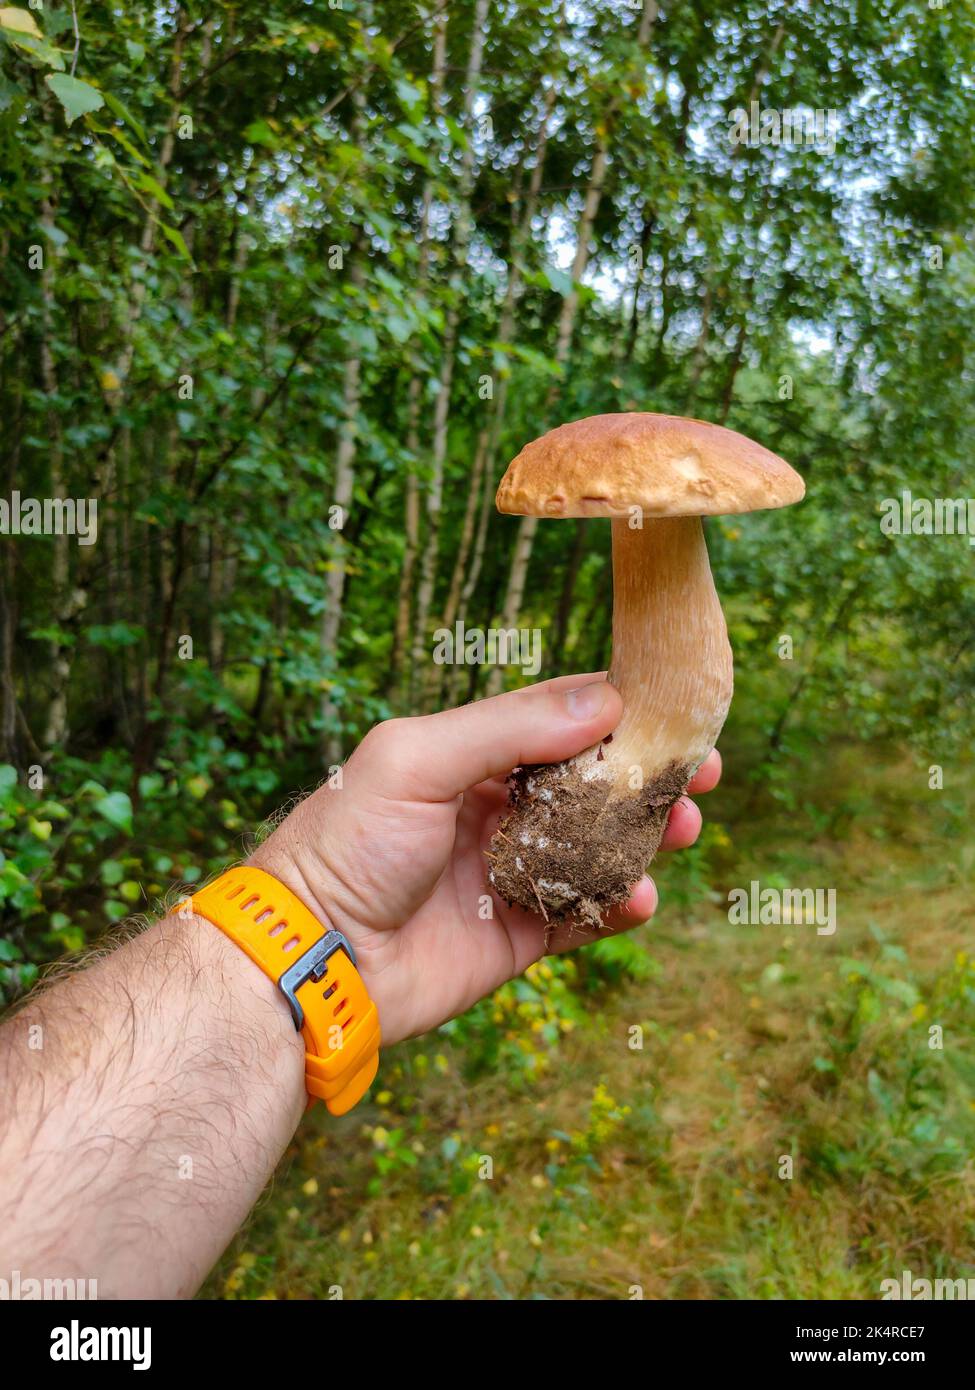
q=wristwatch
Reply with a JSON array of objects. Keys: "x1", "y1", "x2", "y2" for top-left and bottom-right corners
[{"x1": 182, "y1": 866, "x2": 381, "y2": 1116}]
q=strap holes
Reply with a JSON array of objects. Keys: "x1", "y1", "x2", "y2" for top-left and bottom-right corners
[
  {"x1": 322, "y1": 982, "x2": 337, "y2": 999},
  {"x1": 268, "y1": 920, "x2": 286, "y2": 938},
  {"x1": 341, "y1": 1015, "x2": 354, "y2": 1031},
  {"x1": 240, "y1": 895, "x2": 260, "y2": 913},
  {"x1": 333, "y1": 997, "x2": 349, "y2": 1016},
  {"x1": 226, "y1": 885, "x2": 244, "y2": 900},
  {"x1": 283, "y1": 936, "x2": 300, "y2": 953},
  {"x1": 255, "y1": 907, "x2": 273, "y2": 925}
]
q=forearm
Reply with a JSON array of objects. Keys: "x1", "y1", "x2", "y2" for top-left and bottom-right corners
[{"x1": 0, "y1": 909, "x2": 304, "y2": 1299}]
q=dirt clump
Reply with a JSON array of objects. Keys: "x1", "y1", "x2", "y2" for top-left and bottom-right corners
[{"x1": 488, "y1": 754, "x2": 690, "y2": 931}]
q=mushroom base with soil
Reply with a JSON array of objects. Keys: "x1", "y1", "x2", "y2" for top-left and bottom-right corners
[{"x1": 488, "y1": 515, "x2": 734, "y2": 929}]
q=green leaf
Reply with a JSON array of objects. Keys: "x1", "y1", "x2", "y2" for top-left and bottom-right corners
[
  {"x1": 0, "y1": 70, "x2": 23, "y2": 112},
  {"x1": 159, "y1": 222, "x2": 191, "y2": 262},
  {"x1": 103, "y1": 90, "x2": 148, "y2": 147},
  {"x1": 101, "y1": 858, "x2": 125, "y2": 886},
  {"x1": 394, "y1": 78, "x2": 423, "y2": 112},
  {"x1": 45, "y1": 72, "x2": 104, "y2": 125},
  {"x1": 542, "y1": 264, "x2": 574, "y2": 298},
  {"x1": 28, "y1": 624, "x2": 75, "y2": 646},
  {"x1": 0, "y1": 764, "x2": 17, "y2": 794},
  {"x1": 41, "y1": 221, "x2": 68, "y2": 247},
  {"x1": 87, "y1": 622, "x2": 144, "y2": 649},
  {"x1": 138, "y1": 774, "x2": 165, "y2": 801},
  {"x1": 186, "y1": 775, "x2": 210, "y2": 801},
  {"x1": 876, "y1": 975, "x2": 920, "y2": 1007},
  {"x1": 134, "y1": 170, "x2": 173, "y2": 210},
  {"x1": 2, "y1": 31, "x2": 65, "y2": 70},
  {"x1": 243, "y1": 118, "x2": 277, "y2": 147},
  {"x1": 94, "y1": 791, "x2": 133, "y2": 835},
  {"x1": 51, "y1": 924, "x2": 85, "y2": 952}
]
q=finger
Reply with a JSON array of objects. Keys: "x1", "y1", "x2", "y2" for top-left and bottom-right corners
[
  {"x1": 515, "y1": 670, "x2": 608, "y2": 692},
  {"x1": 687, "y1": 748, "x2": 722, "y2": 794},
  {"x1": 606, "y1": 874, "x2": 658, "y2": 925},
  {"x1": 361, "y1": 677, "x2": 623, "y2": 803},
  {"x1": 659, "y1": 795, "x2": 702, "y2": 851}
]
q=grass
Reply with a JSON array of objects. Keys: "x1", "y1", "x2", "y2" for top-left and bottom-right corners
[{"x1": 203, "y1": 745, "x2": 975, "y2": 1300}]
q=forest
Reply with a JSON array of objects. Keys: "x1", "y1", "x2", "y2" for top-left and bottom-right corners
[{"x1": 1, "y1": 0, "x2": 974, "y2": 1299}]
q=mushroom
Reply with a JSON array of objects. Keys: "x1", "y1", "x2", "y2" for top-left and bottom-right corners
[{"x1": 489, "y1": 412, "x2": 805, "y2": 929}]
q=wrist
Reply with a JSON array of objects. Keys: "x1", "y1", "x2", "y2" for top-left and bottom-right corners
[
  {"x1": 187, "y1": 860, "x2": 383, "y2": 1113},
  {"x1": 170, "y1": 906, "x2": 305, "y2": 1108},
  {"x1": 245, "y1": 838, "x2": 330, "y2": 930}
]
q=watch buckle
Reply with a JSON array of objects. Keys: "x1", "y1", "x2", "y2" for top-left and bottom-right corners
[{"x1": 278, "y1": 930, "x2": 357, "y2": 1032}]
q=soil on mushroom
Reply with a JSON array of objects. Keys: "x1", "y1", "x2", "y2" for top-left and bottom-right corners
[{"x1": 488, "y1": 754, "x2": 691, "y2": 930}]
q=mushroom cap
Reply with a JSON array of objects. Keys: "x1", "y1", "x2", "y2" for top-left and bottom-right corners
[{"x1": 496, "y1": 412, "x2": 805, "y2": 518}]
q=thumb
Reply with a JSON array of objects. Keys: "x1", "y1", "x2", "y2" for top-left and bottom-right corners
[{"x1": 357, "y1": 675, "x2": 622, "y2": 803}]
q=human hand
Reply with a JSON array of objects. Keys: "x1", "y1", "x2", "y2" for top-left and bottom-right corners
[{"x1": 250, "y1": 674, "x2": 721, "y2": 1046}]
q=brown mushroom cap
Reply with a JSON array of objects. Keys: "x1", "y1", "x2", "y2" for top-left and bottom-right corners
[{"x1": 496, "y1": 412, "x2": 805, "y2": 518}]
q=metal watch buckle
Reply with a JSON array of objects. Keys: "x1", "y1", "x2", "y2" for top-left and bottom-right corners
[{"x1": 278, "y1": 930, "x2": 358, "y2": 1032}]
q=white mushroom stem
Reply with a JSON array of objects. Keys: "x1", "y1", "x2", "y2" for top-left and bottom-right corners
[{"x1": 573, "y1": 515, "x2": 734, "y2": 794}]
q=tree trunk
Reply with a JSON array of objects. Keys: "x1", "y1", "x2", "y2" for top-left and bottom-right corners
[
  {"x1": 319, "y1": 6, "x2": 375, "y2": 763},
  {"x1": 0, "y1": 379, "x2": 21, "y2": 762},
  {"x1": 386, "y1": 8, "x2": 449, "y2": 704},
  {"x1": 441, "y1": 428, "x2": 488, "y2": 637},
  {"x1": 38, "y1": 177, "x2": 72, "y2": 749},
  {"x1": 624, "y1": 207, "x2": 655, "y2": 365},
  {"x1": 410, "y1": 0, "x2": 491, "y2": 710},
  {"x1": 683, "y1": 282, "x2": 713, "y2": 412},
  {"x1": 548, "y1": 518, "x2": 588, "y2": 674},
  {"x1": 320, "y1": 245, "x2": 367, "y2": 766},
  {"x1": 445, "y1": 69, "x2": 561, "y2": 704},
  {"x1": 485, "y1": 0, "x2": 659, "y2": 697},
  {"x1": 483, "y1": 144, "x2": 606, "y2": 697}
]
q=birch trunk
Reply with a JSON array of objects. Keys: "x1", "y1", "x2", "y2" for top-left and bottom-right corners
[
  {"x1": 387, "y1": 7, "x2": 449, "y2": 703},
  {"x1": 483, "y1": 143, "x2": 608, "y2": 698},
  {"x1": 39, "y1": 177, "x2": 72, "y2": 749},
  {"x1": 410, "y1": 0, "x2": 490, "y2": 709},
  {"x1": 320, "y1": 6, "x2": 372, "y2": 764},
  {"x1": 443, "y1": 66, "x2": 561, "y2": 705},
  {"x1": 485, "y1": 0, "x2": 659, "y2": 697}
]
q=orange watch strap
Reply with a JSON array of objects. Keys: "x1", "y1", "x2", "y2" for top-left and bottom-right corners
[{"x1": 183, "y1": 866, "x2": 380, "y2": 1116}]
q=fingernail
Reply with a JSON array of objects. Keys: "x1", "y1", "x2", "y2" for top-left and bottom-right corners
[{"x1": 565, "y1": 681, "x2": 609, "y2": 720}]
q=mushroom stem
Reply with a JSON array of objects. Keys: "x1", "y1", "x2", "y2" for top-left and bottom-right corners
[
  {"x1": 489, "y1": 514, "x2": 733, "y2": 928},
  {"x1": 597, "y1": 514, "x2": 733, "y2": 790}
]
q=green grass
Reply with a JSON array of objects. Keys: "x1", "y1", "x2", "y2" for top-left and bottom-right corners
[{"x1": 203, "y1": 748, "x2": 975, "y2": 1300}]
